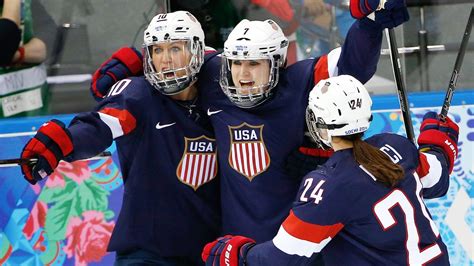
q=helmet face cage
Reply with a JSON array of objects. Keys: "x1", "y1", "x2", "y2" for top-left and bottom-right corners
[
  {"x1": 220, "y1": 19, "x2": 288, "y2": 109},
  {"x1": 219, "y1": 55, "x2": 280, "y2": 108},
  {"x1": 144, "y1": 39, "x2": 203, "y2": 95},
  {"x1": 306, "y1": 107, "x2": 333, "y2": 149},
  {"x1": 143, "y1": 11, "x2": 204, "y2": 95}
]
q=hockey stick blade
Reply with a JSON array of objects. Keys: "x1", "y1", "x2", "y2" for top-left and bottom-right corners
[
  {"x1": 0, "y1": 151, "x2": 112, "y2": 168},
  {"x1": 440, "y1": 7, "x2": 473, "y2": 120}
]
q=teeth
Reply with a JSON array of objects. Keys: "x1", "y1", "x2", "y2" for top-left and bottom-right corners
[
  {"x1": 240, "y1": 80, "x2": 254, "y2": 86},
  {"x1": 162, "y1": 71, "x2": 175, "y2": 79}
]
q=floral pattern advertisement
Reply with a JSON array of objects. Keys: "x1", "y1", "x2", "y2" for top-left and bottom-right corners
[{"x1": 1, "y1": 114, "x2": 122, "y2": 265}]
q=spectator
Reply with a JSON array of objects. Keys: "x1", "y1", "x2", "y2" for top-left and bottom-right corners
[{"x1": 0, "y1": 0, "x2": 49, "y2": 118}]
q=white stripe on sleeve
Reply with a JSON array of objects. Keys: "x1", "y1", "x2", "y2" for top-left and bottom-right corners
[
  {"x1": 420, "y1": 152, "x2": 443, "y2": 188},
  {"x1": 98, "y1": 112, "x2": 124, "y2": 139},
  {"x1": 272, "y1": 226, "x2": 331, "y2": 258}
]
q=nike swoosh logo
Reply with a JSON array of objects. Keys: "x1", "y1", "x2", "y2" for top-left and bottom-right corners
[
  {"x1": 207, "y1": 108, "x2": 223, "y2": 116},
  {"x1": 156, "y1": 122, "x2": 176, "y2": 129}
]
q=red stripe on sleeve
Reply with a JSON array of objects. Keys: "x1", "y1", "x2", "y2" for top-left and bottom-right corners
[
  {"x1": 313, "y1": 55, "x2": 330, "y2": 84},
  {"x1": 416, "y1": 152, "x2": 430, "y2": 179},
  {"x1": 99, "y1": 108, "x2": 137, "y2": 134},
  {"x1": 282, "y1": 210, "x2": 344, "y2": 243}
]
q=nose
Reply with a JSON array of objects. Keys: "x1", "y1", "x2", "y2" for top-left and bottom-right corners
[
  {"x1": 162, "y1": 50, "x2": 173, "y2": 64},
  {"x1": 238, "y1": 63, "x2": 251, "y2": 77}
]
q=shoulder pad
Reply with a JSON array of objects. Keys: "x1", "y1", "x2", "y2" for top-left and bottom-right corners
[
  {"x1": 204, "y1": 51, "x2": 221, "y2": 64},
  {"x1": 367, "y1": 133, "x2": 418, "y2": 171}
]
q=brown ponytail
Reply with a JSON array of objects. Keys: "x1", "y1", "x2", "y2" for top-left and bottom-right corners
[{"x1": 342, "y1": 133, "x2": 405, "y2": 188}]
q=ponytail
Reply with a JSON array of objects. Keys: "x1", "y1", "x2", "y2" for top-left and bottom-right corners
[{"x1": 342, "y1": 133, "x2": 405, "y2": 187}]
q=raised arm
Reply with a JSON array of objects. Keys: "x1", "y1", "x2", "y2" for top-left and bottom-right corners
[
  {"x1": 416, "y1": 112, "x2": 459, "y2": 198},
  {"x1": 313, "y1": 0, "x2": 409, "y2": 84}
]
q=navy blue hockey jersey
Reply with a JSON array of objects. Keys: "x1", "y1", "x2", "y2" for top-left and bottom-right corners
[
  {"x1": 67, "y1": 77, "x2": 220, "y2": 257},
  {"x1": 197, "y1": 19, "x2": 382, "y2": 242},
  {"x1": 246, "y1": 133, "x2": 450, "y2": 266}
]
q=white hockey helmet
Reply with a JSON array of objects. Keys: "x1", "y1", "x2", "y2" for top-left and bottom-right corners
[
  {"x1": 306, "y1": 75, "x2": 373, "y2": 148},
  {"x1": 220, "y1": 19, "x2": 289, "y2": 108},
  {"x1": 143, "y1": 11, "x2": 205, "y2": 95}
]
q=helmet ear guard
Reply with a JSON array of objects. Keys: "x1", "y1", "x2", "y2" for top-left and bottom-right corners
[{"x1": 306, "y1": 75, "x2": 373, "y2": 148}]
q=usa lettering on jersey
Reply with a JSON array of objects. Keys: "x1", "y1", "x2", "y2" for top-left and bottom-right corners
[
  {"x1": 176, "y1": 136, "x2": 218, "y2": 190},
  {"x1": 228, "y1": 123, "x2": 270, "y2": 181}
]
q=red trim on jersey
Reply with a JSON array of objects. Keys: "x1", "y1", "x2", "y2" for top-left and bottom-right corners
[
  {"x1": 314, "y1": 55, "x2": 330, "y2": 84},
  {"x1": 416, "y1": 153, "x2": 430, "y2": 179},
  {"x1": 99, "y1": 108, "x2": 137, "y2": 134},
  {"x1": 282, "y1": 210, "x2": 344, "y2": 243},
  {"x1": 205, "y1": 50, "x2": 216, "y2": 55},
  {"x1": 299, "y1": 147, "x2": 334, "y2": 158}
]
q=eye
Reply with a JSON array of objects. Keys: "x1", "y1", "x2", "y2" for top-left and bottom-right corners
[
  {"x1": 232, "y1": 60, "x2": 242, "y2": 65},
  {"x1": 249, "y1": 60, "x2": 260, "y2": 66},
  {"x1": 171, "y1": 46, "x2": 182, "y2": 52},
  {"x1": 153, "y1": 47, "x2": 163, "y2": 54}
]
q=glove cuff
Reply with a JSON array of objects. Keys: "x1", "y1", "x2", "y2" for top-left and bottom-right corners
[
  {"x1": 418, "y1": 129, "x2": 457, "y2": 173},
  {"x1": 220, "y1": 236, "x2": 256, "y2": 266},
  {"x1": 41, "y1": 119, "x2": 74, "y2": 157},
  {"x1": 350, "y1": 0, "x2": 380, "y2": 19},
  {"x1": 112, "y1": 47, "x2": 143, "y2": 75}
]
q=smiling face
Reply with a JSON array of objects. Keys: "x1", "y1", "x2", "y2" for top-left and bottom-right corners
[
  {"x1": 151, "y1": 40, "x2": 192, "y2": 80},
  {"x1": 230, "y1": 59, "x2": 271, "y2": 95}
]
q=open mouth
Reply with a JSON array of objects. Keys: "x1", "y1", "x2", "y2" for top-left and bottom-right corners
[
  {"x1": 162, "y1": 69, "x2": 176, "y2": 79},
  {"x1": 239, "y1": 80, "x2": 255, "y2": 87}
]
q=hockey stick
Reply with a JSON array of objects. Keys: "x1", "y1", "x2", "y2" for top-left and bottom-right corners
[
  {"x1": 385, "y1": 28, "x2": 416, "y2": 144},
  {"x1": 439, "y1": 7, "x2": 473, "y2": 120},
  {"x1": 0, "y1": 151, "x2": 112, "y2": 168}
]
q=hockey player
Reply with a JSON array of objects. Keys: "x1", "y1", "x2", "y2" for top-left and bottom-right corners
[
  {"x1": 90, "y1": 0, "x2": 409, "y2": 247},
  {"x1": 202, "y1": 75, "x2": 458, "y2": 266},
  {"x1": 20, "y1": 11, "x2": 220, "y2": 265},
  {"x1": 197, "y1": 0, "x2": 408, "y2": 244}
]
